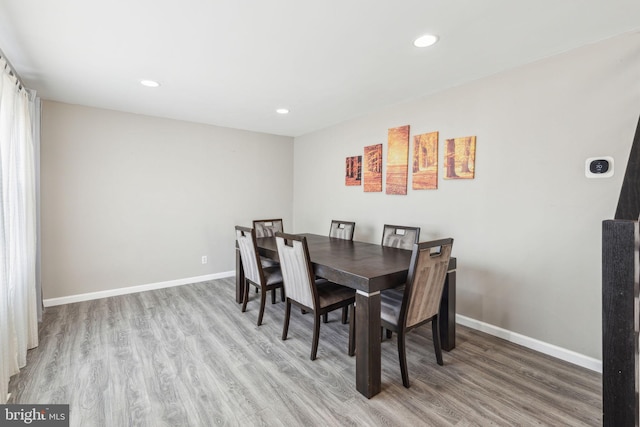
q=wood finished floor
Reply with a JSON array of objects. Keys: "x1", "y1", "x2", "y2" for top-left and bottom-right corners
[{"x1": 8, "y1": 278, "x2": 602, "y2": 426}]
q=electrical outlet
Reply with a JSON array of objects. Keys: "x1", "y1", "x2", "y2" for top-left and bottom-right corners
[{"x1": 201, "y1": 256, "x2": 207, "y2": 264}]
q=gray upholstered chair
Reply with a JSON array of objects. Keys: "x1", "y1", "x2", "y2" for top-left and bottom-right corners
[
  {"x1": 329, "y1": 220, "x2": 356, "y2": 240},
  {"x1": 253, "y1": 219, "x2": 284, "y2": 237},
  {"x1": 327, "y1": 219, "x2": 356, "y2": 324},
  {"x1": 380, "y1": 224, "x2": 421, "y2": 334},
  {"x1": 235, "y1": 226, "x2": 285, "y2": 326},
  {"x1": 381, "y1": 224, "x2": 420, "y2": 250},
  {"x1": 275, "y1": 232, "x2": 355, "y2": 360},
  {"x1": 252, "y1": 218, "x2": 283, "y2": 269},
  {"x1": 380, "y1": 238, "x2": 453, "y2": 387}
]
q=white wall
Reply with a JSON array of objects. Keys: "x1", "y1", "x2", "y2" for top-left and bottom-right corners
[
  {"x1": 41, "y1": 101, "x2": 293, "y2": 299},
  {"x1": 292, "y1": 32, "x2": 640, "y2": 360}
]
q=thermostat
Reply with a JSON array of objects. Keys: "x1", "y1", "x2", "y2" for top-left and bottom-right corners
[{"x1": 585, "y1": 156, "x2": 614, "y2": 178}]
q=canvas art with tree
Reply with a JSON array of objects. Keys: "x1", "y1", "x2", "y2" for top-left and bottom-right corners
[{"x1": 445, "y1": 136, "x2": 476, "y2": 179}]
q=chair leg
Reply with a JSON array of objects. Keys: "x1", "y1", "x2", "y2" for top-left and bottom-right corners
[
  {"x1": 397, "y1": 330, "x2": 410, "y2": 388},
  {"x1": 257, "y1": 286, "x2": 267, "y2": 326},
  {"x1": 271, "y1": 288, "x2": 276, "y2": 304},
  {"x1": 380, "y1": 327, "x2": 393, "y2": 340},
  {"x1": 432, "y1": 315, "x2": 443, "y2": 366},
  {"x1": 341, "y1": 306, "x2": 348, "y2": 324},
  {"x1": 280, "y1": 286, "x2": 285, "y2": 302},
  {"x1": 348, "y1": 304, "x2": 355, "y2": 356},
  {"x1": 323, "y1": 313, "x2": 328, "y2": 323},
  {"x1": 311, "y1": 313, "x2": 321, "y2": 360},
  {"x1": 282, "y1": 301, "x2": 291, "y2": 340},
  {"x1": 242, "y1": 281, "x2": 251, "y2": 313}
]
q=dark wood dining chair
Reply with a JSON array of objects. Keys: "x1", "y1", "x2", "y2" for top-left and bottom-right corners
[
  {"x1": 380, "y1": 238, "x2": 453, "y2": 388},
  {"x1": 381, "y1": 224, "x2": 421, "y2": 250},
  {"x1": 252, "y1": 218, "x2": 283, "y2": 269},
  {"x1": 379, "y1": 224, "x2": 421, "y2": 335},
  {"x1": 275, "y1": 232, "x2": 355, "y2": 360},
  {"x1": 253, "y1": 218, "x2": 284, "y2": 237},
  {"x1": 235, "y1": 226, "x2": 285, "y2": 326},
  {"x1": 327, "y1": 219, "x2": 356, "y2": 323},
  {"x1": 329, "y1": 220, "x2": 356, "y2": 240}
]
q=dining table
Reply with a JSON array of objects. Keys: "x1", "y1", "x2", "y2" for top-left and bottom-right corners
[{"x1": 235, "y1": 233, "x2": 457, "y2": 398}]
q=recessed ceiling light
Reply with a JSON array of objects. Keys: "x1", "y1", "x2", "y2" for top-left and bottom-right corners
[
  {"x1": 140, "y1": 79, "x2": 160, "y2": 88},
  {"x1": 413, "y1": 34, "x2": 439, "y2": 48},
  {"x1": 276, "y1": 108, "x2": 289, "y2": 114}
]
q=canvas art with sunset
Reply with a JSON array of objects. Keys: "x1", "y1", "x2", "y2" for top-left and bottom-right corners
[{"x1": 386, "y1": 125, "x2": 410, "y2": 194}]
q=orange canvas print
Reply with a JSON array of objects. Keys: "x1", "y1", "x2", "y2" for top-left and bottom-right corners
[
  {"x1": 386, "y1": 125, "x2": 410, "y2": 195},
  {"x1": 345, "y1": 155, "x2": 362, "y2": 186},
  {"x1": 412, "y1": 131, "x2": 438, "y2": 190},
  {"x1": 444, "y1": 136, "x2": 476, "y2": 179},
  {"x1": 364, "y1": 144, "x2": 383, "y2": 192}
]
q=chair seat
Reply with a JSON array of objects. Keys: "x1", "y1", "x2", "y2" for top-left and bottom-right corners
[
  {"x1": 317, "y1": 282, "x2": 355, "y2": 309},
  {"x1": 381, "y1": 288, "x2": 404, "y2": 327},
  {"x1": 260, "y1": 256, "x2": 280, "y2": 268},
  {"x1": 263, "y1": 266, "x2": 283, "y2": 286}
]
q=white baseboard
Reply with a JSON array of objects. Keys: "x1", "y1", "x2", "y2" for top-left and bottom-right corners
[
  {"x1": 43, "y1": 271, "x2": 235, "y2": 307},
  {"x1": 456, "y1": 314, "x2": 602, "y2": 373}
]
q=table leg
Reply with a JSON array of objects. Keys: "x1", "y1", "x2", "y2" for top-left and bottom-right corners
[
  {"x1": 355, "y1": 290, "x2": 381, "y2": 398},
  {"x1": 439, "y1": 269, "x2": 456, "y2": 351},
  {"x1": 235, "y1": 247, "x2": 245, "y2": 304}
]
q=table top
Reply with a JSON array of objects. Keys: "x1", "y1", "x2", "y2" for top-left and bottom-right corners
[{"x1": 256, "y1": 233, "x2": 456, "y2": 293}]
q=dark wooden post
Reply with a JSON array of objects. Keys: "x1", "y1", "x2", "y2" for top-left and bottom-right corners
[{"x1": 602, "y1": 219, "x2": 639, "y2": 427}]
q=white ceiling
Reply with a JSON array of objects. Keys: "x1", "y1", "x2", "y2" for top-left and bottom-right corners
[{"x1": 1, "y1": 1, "x2": 639, "y2": 137}]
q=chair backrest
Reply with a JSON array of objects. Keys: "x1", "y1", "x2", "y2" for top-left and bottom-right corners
[
  {"x1": 275, "y1": 232, "x2": 316, "y2": 308},
  {"x1": 329, "y1": 220, "x2": 356, "y2": 240},
  {"x1": 253, "y1": 219, "x2": 284, "y2": 238},
  {"x1": 235, "y1": 226, "x2": 264, "y2": 285},
  {"x1": 402, "y1": 238, "x2": 454, "y2": 328},
  {"x1": 381, "y1": 224, "x2": 421, "y2": 250}
]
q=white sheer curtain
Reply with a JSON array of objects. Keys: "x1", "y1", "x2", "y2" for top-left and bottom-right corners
[{"x1": 0, "y1": 57, "x2": 39, "y2": 403}]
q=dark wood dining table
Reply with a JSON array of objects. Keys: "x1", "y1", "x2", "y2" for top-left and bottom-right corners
[{"x1": 235, "y1": 233, "x2": 457, "y2": 398}]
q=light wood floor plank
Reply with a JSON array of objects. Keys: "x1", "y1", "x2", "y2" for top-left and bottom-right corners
[{"x1": 8, "y1": 277, "x2": 602, "y2": 426}]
